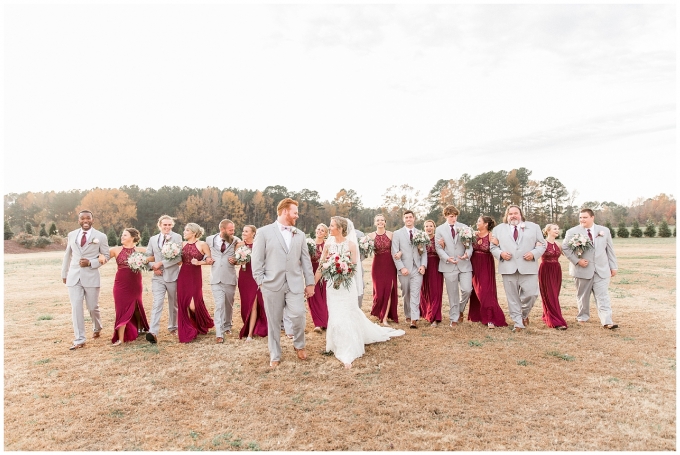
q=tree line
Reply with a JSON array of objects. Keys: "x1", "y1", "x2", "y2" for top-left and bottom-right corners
[{"x1": 4, "y1": 168, "x2": 676, "y2": 243}]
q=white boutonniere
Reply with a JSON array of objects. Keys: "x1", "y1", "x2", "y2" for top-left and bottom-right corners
[
  {"x1": 90, "y1": 238, "x2": 99, "y2": 245},
  {"x1": 598, "y1": 230, "x2": 605, "y2": 237},
  {"x1": 290, "y1": 227, "x2": 298, "y2": 236},
  {"x1": 520, "y1": 223, "x2": 526, "y2": 231}
]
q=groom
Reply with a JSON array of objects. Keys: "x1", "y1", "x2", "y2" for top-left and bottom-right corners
[
  {"x1": 251, "y1": 198, "x2": 315, "y2": 368},
  {"x1": 61, "y1": 210, "x2": 110, "y2": 350}
]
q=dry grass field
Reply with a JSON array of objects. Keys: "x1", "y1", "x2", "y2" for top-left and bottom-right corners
[{"x1": 3, "y1": 238, "x2": 676, "y2": 451}]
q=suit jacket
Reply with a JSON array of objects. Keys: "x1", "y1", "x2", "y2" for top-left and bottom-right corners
[
  {"x1": 562, "y1": 224, "x2": 618, "y2": 279},
  {"x1": 434, "y1": 221, "x2": 473, "y2": 273},
  {"x1": 145, "y1": 232, "x2": 183, "y2": 282},
  {"x1": 61, "y1": 228, "x2": 110, "y2": 287},
  {"x1": 391, "y1": 226, "x2": 428, "y2": 273},
  {"x1": 490, "y1": 221, "x2": 546, "y2": 275},
  {"x1": 206, "y1": 234, "x2": 239, "y2": 285},
  {"x1": 250, "y1": 223, "x2": 314, "y2": 293}
]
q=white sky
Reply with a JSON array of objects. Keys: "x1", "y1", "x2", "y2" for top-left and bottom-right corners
[{"x1": 3, "y1": 1, "x2": 676, "y2": 209}]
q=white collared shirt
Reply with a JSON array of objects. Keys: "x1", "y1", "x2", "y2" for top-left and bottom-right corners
[
  {"x1": 276, "y1": 221, "x2": 293, "y2": 250},
  {"x1": 79, "y1": 229, "x2": 90, "y2": 245}
]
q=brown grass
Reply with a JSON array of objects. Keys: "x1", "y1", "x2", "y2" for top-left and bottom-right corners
[{"x1": 4, "y1": 238, "x2": 676, "y2": 450}]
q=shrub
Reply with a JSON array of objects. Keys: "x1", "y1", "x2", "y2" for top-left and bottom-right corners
[
  {"x1": 605, "y1": 221, "x2": 615, "y2": 239},
  {"x1": 644, "y1": 220, "x2": 656, "y2": 238},
  {"x1": 39, "y1": 223, "x2": 48, "y2": 237},
  {"x1": 50, "y1": 235, "x2": 66, "y2": 246},
  {"x1": 630, "y1": 220, "x2": 643, "y2": 238},
  {"x1": 107, "y1": 227, "x2": 119, "y2": 247},
  {"x1": 658, "y1": 220, "x2": 671, "y2": 238},
  {"x1": 48, "y1": 222, "x2": 58, "y2": 236},
  {"x1": 16, "y1": 232, "x2": 36, "y2": 248},
  {"x1": 24, "y1": 222, "x2": 34, "y2": 235},
  {"x1": 4, "y1": 220, "x2": 14, "y2": 240},
  {"x1": 617, "y1": 221, "x2": 629, "y2": 238},
  {"x1": 34, "y1": 236, "x2": 52, "y2": 248},
  {"x1": 141, "y1": 226, "x2": 150, "y2": 247}
]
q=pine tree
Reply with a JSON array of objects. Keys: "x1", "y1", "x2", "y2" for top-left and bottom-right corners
[
  {"x1": 644, "y1": 220, "x2": 657, "y2": 238},
  {"x1": 630, "y1": 220, "x2": 643, "y2": 238},
  {"x1": 107, "y1": 227, "x2": 119, "y2": 247},
  {"x1": 4, "y1": 220, "x2": 14, "y2": 240},
  {"x1": 141, "y1": 226, "x2": 150, "y2": 247},
  {"x1": 39, "y1": 223, "x2": 48, "y2": 237},
  {"x1": 24, "y1": 222, "x2": 34, "y2": 235},
  {"x1": 674, "y1": 227, "x2": 677, "y2": 238},
  {"x1": 617, "y1": 221, "x2": 629, "y2": 238},
  {"x1": 605, "y1": 221, "x2": 615, "y2": 239},
  {"x1": 658, "y1": 220, "x2": 672, "y2": 238},
  {"x1": 48, "y1": 222, "x2": 58, "y2": 236}
]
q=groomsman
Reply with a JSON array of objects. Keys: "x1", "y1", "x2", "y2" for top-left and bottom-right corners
[
  {"x1": 61, "y1": 210, "x2": 110, "y2": 350},
  {"x1": 205, "y1": 219, "x2": 239, "y2": 343},
  {"x1": 354, "y1": 228, "x2": 365, "y2": 308},
  {"x1": 434, "y1": 205, "x2": 473, "y2": 327},
  {"x1": 144, "y1": 215, "x2": 183, "y2": 343},
  {"x1": 391, "y1": 210, "x2": 428, "y2": 329},
  {"x1": 562, "y1": 208, "x2": 619, "y2": 329},
  {"x1": 490, "y1": 205, "x2": 546, "y2": 332}
]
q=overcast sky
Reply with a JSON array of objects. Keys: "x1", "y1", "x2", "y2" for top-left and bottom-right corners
[{"x1": 4, "y1": 2, "x2": 676, "y2": 209}]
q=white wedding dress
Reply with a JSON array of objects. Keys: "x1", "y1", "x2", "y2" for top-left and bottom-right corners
[{"x1": 325, "y1": 238, "x2": 405, "y2": 365}]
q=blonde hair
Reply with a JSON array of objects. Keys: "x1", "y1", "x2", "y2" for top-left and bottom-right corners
[
  {"x1": 424, "y1": 219, "x2": 436, "y2": 230},
  {"x1": 184, "y1": 223, "x2": 205, "y2": 239},
  {"x1": 316, "y1": 223, "x2": 329, "y2": 238},
  {"x1": 331, "y1": 217, "x2": 348, "y2": 237},
  {"x1": 543, "y1": 223, "x2": 559, "y2": 237},
  {"x1": 157, "y1": 214, "x2": 175, "y2": 229},
  {"x1": 243, "y1": 225, "x2": 256, "y2": 235}
]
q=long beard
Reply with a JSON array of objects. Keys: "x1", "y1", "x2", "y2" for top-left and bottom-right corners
[
  {"x1": 221, "y1": 234, "x2": 233, "y2": 244},
  {"x1": 508, "y1": 219, "x2": 520, "y2": 226}
]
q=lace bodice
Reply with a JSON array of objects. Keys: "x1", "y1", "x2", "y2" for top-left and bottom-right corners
[
  {"x1": 311, "y1": 241, "x2": 324, "y2": 264},
  {"x1": 542, "y1": 241, "x2": 562, "y2": 263},
  {"x1": 116, "y1": 247, "x2": 137, "y2": 270},
  {"x1": 181, "y1": 242, "x2": 204, "y2": 264},
  {"x1": 473, "y1": 234, "x2": 492, "y2": 255},
  {"x1": 426, "y1": 236, "x2": 438, "y2": 257},
  {"x1": 374, "y1": 233, "x2": 392, "y2": 255}
]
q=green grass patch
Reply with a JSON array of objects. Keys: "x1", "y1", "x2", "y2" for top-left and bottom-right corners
[{"x1": 546, "y1": 351, "x2": 575, "y2": 361}]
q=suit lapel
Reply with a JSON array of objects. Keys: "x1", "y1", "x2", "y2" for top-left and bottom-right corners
[{"x1": 273, "y1": 223, "x2": 289, "y2": 253}]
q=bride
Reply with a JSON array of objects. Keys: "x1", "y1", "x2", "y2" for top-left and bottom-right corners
[{"x1": 315, "y1": 216, "x2": 405, "y2": 369}]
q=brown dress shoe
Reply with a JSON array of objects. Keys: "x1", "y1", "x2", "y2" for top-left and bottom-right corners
[
  {"x1": 523, "y1": 317, "x2": 530, "y2": 326},
  {"x1": 92, "y1": 331, "x2": 101, "y2": 339},
  {"x1": 269, "y1": 360, "x2": 280, "y2": 368},
  {"x1": 459, "y1": 312, "x2": 464, "y2": 322},
  {"x1": 215, "y1": 337, "x2": 224, "y2": 344},
  {"x1": 294, "y1": 347, "x2": 308, "y2": 360}
]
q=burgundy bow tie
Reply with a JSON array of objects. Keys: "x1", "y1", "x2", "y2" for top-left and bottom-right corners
[{"x1": 281, "y1": 226, "x2": 292, "y2": 232}]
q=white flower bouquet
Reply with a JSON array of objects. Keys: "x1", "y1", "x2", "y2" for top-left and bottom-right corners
[
  {"x1": 411, "y1": 230, "x2": 431, "y2": 254},
  {"x1": 566, "y1": 233, "x2": 593, "y2": 257},
  {"x1": 161, "y1": 238, "x2": 182, "y2": 261},
  {"x1": 358, "y1": 235, "x2": 375, "y2": 257},
  {"x1": 319, "y1": 245, "x2": 357, "y2": 290},
  {"x1": 456, "y1": 226, "x2": 475, "y2": 248},
  {"x1": 306, "y1": 237, "x2": 319, "y2": 259},
  {"x1": 234, "y1": 245, "x2": 252, "y2": 270},
  {"x1": 127, "y1": 251, "x2": 150, "y2": 273}
]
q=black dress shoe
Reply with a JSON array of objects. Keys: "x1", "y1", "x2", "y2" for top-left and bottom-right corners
[{"x1": 146, "y1": 332, "x2": 158, "y2": 344}]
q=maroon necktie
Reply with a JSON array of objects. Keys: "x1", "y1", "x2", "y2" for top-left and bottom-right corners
[
  {"x1": 513, "y1": 226, "x2": 518, "y2": 241},
  {"x1": 221, "y1": 240, "x2": 226, "y2": 253},
  {"x1": 162, "y1": 236, "x2": 166, "y2": 246},
  {"x1": 80, "y1": 231, "x2": 87, "y2": 247},
  {"x1": 451, "y1": 225, "x2": 456, "y2": 239},
  {"x1": 587, "y1": 229, "x2": 593, "y2": 241},
  {"x1": 409, "y1": 230, "x2": 413, "y2": 241}
]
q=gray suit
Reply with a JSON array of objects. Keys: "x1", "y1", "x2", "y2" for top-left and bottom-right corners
[
  {"x1": 251, "y1": 223, "x2": 315, "y2": 362},
  {"x1": 562, "y1": 224, "x2": 618, "y2": 325},
  {"x1": 391, "y1": 226, "x2": 428, "y2": 321},
  {"x1": 145, "y1": 232, "x2": 183, "y2": 335},
  {"x1": 206, "y1": 234, "x2": 239, "y2": 337},
  {"x1": 490, "y1": 222, "x2": 546, "y2": 328},
  {"x1": 435, "y1": 222, "x2": 473, "y2": 322},
  {"x1": 61, "y1": 228, "x2": 110, "y2": 346},
  {"x1": 355, "y1": 229, "x2": 365, "y2": 308}
]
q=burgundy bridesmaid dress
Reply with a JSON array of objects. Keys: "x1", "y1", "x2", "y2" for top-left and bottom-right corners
[
  {"x1": 238, "y1": 243, "x2": 268, "y2": 339},
  {"x1": 419, "y1": 237, "x2": 443, "y2": 323},
  {"x1": 539, "y1": 242, "x2": 568, "y2": 328},
  {"x1": 467, "y1": 234, "x2": 508, "y2": 327},
  {"x1": 111, "y1": 247, "x2": 150, "y2": 343},
  {"x1": 306, "y1": 242, "x2": 329, "y2": 328},
  {"x1": 369, "y1": 233, "x2": 399, "y2": 323},
  {"x1": 177, "y1": 242, "x2": 215, "y2": 343}
]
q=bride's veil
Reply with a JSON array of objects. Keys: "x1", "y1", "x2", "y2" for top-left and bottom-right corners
[{"x1": 345, "y1": 218, "x2": 363, "y2": 297}]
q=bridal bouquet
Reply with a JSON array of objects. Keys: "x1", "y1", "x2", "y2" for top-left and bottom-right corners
[
  {"x1": 319, "y1": 247, "x2": 357, "y2": 290},
  {"x1": 411, "y1": 230, "x2": 431, "y2": 254},
  {"x1": 161, "y1": 239, "x2": 182, "y2": 261},
  {"x1": 456, "y1": 226, "x2": 475, "y2": 248},
  {"x1": 234, "y1": 245, "x2": 252, "y2": 270},
  {"x1": 127, "y1": 251, "x2": 150, "y2": 273},
  {"x1": 358, "y1": 236, "x2": 374, "y2": 257},
  {"x1": 566, "y1": 233, "x2": 593, "y2": 257},
  {"x1": 306, "y1": 237, "x2": 319, "y2": 260}
]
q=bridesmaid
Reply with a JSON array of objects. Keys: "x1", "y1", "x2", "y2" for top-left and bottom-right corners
[
  {"x1": 307, "y1": 223, "x2": 329, "y2": 333},
  {"x1": 539, "y1": 224, "x2": 568, "y2": 330},
  {"x1": 419, "y1": 220, "x2": 443, "y2": 327},
  {"x1": 468, "y1": 216, "x2": 508, "y2": 329},
  {"x1": 177, "y1": 223, "x2": 215, "y2": 343},
  {"x1": 368, "y1": 214, "x2": 399, "y2": 326},
  {"x1": 102, "y1": 228, "x2": 150, "y2": 346},
  {"x1": 237, "y1": 225, "x2": 268, "y2": 341}
]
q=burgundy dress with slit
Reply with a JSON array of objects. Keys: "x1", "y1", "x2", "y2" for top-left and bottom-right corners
[
  {"x1": 419, "y1": 237, "x2": 443, "y2": 323},
  {"x1": 177, "y1": 242, "x2": 214, "y2": 343},
  {"x1": 369, "y1": 233, "x2": 399, "y2": 323},
  {"x1": 467, "y1": 234, "x2": 508, "y2": 327},
  {"x1": 539, "y1": 242, "x2": 568, "y2": 328},
  {"x1": 111, "y1": 247, "x2": 150, "y2": 343},
  {"x1": 238, "y1": 243, "x2": 268, "y2": 339},
  {"x1": 307, "y1": 241, "x2": 329, "y2": 328}
]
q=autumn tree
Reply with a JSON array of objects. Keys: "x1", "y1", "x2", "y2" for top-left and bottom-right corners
[
  {"x1": 175, "y1": 187, "x2": 222, "y2": 234},
  {"x1": 221, "y1": 190, "x2": 245, "y2": 229},
  {"x1": 76, "y1": 189, "x2": 137, "y2": 232},
  {"x1": 381, "y1": 184, "x2": 428, "y2": 220}
]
